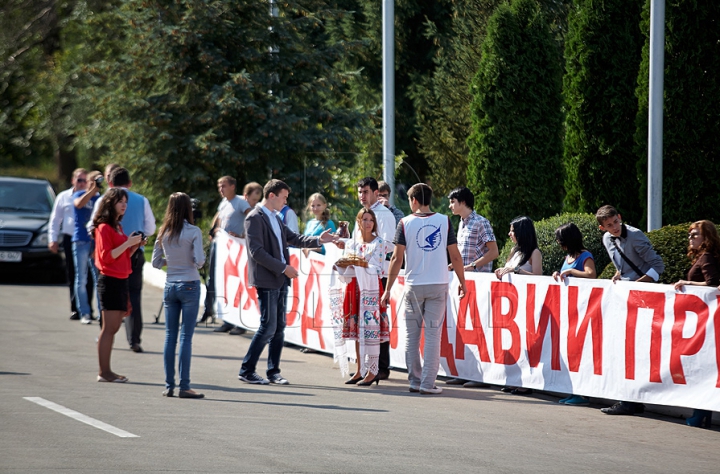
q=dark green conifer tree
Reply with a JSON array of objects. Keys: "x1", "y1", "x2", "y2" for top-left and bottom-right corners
[
  {"x1": 562, "y1": 0, "x2": 644, "y2": 223},
  {"x1": 467, "y1": 0, "x2": 564, "y2": 243}
]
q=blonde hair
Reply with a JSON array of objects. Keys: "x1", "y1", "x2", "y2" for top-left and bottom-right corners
[{"x1": 306, "y1": 193, "x2": 330, "y2": 226}]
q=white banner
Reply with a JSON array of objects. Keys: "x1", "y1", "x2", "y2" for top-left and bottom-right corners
[{"x1": 214, "y1": 231, "x2": 720, "y2": 411}]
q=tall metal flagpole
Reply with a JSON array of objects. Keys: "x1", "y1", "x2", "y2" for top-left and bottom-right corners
[
  {"x1": 647, "y1": 0, "x2": 665, "y2": 231},
  {"x1": 382, "y1": 0, "x2": 395, "y2": 206}
]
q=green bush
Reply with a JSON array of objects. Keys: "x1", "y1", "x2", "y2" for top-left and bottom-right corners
[
  {"x1": 598, "y1": 223, "x2": 691, "y2": 284},
  {"x1": 497, "y1": 212, "x2": 610, "y2": 276}
]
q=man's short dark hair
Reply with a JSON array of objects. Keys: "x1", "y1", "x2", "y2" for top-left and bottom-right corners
[
  {"x1": 264, "y1": 179, "x2": 291, "y2": 199},
  {"x1": 448, "y1": 187, "x2": 474, "y2": 210},
  {"x1": 357, "y1": 177, "x2": 378, "y2": 191},
  {"x1": 408, "y1": 183, "x2": 433, "y2": 206},
  {"x1": 377, "y1": 181, "x2": 392, "y2": 194},
  {"x1": 596, "y1": 205, "x2": 619, "y2": 225},
  {"x1": 110, "y1": 167, "x2": 131, "y2": 187}
]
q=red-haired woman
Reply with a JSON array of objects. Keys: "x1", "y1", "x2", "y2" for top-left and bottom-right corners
[{"x1": 674, "y1": 220, "x2": 720, "y2": 428}]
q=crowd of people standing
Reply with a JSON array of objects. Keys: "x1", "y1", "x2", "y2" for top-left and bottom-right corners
[{"x1": 48, "y1": 170, "x2": 719, "y2": 428}]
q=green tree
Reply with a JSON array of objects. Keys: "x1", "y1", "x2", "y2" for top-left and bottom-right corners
[
  {"x1": 76, "y1": 0, "x2": 368, "y2": 215},
  {"x1": 0, "y1": 0, "x2": 66, "y2": 177},
  {"x1": 467, "y1": 0, "x2": 564, "y2": 245},
  {"x1": 562, "y1": 0, "x2": 644, "y2": 224},
  {"x1": 416, "y1": 0, "x2": 570, "y2": 197},
  {"x1": 635, "y1": 0, "x2": 720, "y2": 226},
  {"x1": 415, "y1": 0, "x2": 501, "y2": 196}
]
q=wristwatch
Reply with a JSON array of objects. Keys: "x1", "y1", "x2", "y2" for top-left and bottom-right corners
[{"x1": 514, "y1": 265, "x2": 521, "y2": 274}]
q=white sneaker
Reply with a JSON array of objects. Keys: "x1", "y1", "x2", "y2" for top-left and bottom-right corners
[
  {"x1": 80, "y1": 315, "x2": 92, "y2": 325},
  {"x1": 420, "y1": 386, "x2": 443, "y2": 395}
]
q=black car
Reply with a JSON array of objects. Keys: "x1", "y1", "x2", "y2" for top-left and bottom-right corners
[{"x1": 0, "y1": 176, "x2": 64, "y2": 279}]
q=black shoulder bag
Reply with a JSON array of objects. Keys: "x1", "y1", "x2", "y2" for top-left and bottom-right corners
[{"x1": 610, "y1": 237, "x2": 644, "y2": 277}]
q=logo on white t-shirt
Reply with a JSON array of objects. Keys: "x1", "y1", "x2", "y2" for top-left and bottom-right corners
[{"x1": 415, "y1": 224, "x2": 442, "y2": 252}]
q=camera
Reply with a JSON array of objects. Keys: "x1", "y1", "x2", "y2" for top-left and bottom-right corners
[
  {"x1": 191, "y1": 198, "x2": 202, "y2": 222},
  {"x1": 131, "y1": 231, "x2": 146, "y2": 240},
  {"x1": 94, "y1": 176, "x2": 104, "y2": 185}
]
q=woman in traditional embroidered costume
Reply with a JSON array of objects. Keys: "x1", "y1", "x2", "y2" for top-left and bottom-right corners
[{"x1": 333, "y1": 209, "x2": 392, "y2": 386}]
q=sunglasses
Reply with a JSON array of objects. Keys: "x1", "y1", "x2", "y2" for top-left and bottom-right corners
[
  {"x1": 689, "y1": 232, "x2": 702, "y2": 238},
  {"x1": 76, "y1": 178, "x2": 87, "y2": 183}
]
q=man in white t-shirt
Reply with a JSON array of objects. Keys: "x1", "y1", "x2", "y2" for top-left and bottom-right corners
[
  {"x1": 208, "y1": 176, "x2": 251, "y2": 334},
  {"x1": 381, "y1": 183, "x2": 466, "y2": 395},
  {"x1": 353, "y1": 177, "x2": 396, "y2": 379}
]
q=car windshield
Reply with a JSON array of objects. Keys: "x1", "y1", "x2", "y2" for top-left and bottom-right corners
[{"x1": 0, "y1": 181, "x2": 54, "y2": 213}]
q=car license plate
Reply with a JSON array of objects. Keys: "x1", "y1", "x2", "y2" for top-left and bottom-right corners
[{"x1": 0, "y1": 251, "x2": 21, "y2": 262}]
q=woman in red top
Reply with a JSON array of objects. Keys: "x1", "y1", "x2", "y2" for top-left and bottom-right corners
[
  {"x1": 93, "y1": 188, "x2": 143, "y2": 383},
  {"x1": 674, "y1": 220, "x2": 720, "y2": 427}
]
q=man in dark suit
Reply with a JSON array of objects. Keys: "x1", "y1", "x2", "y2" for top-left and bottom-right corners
[{"x1": 239, "y1": 179, "x2": 337, "y2": 385}]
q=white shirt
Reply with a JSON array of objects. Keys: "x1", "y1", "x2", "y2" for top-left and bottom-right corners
[
  {"x1": 263, "y1": 204, "x2": 285, "y2": 264},
  {"x1": 48, "y1": 188, "x2": 76, "y2": 242}
]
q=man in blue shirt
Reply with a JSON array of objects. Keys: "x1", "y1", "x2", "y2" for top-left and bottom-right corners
[
  {"x1": 72, "y1": 171, "x2": 103, "y2": 324},
  {"x1": 108, "y1": 167, "x2": 156, "y2": 353}
]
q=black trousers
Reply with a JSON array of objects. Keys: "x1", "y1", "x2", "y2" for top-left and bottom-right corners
[
  {"x1": 203, "y1": 241, "x2": 216, "y2": 316},
  {"x1": 380, "y1": 277, "x2": 390, "y2": 373},
  {"x1": 125, "y1": 250, "x2": 145, "y2": 346},
  {"x1": 62, "y1": 234, "x2": 94, "y2": 316}
]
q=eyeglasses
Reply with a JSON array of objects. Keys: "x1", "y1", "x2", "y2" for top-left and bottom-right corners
[{"x1": 689, "y1": 232, "x2": 702, "y2": 239}]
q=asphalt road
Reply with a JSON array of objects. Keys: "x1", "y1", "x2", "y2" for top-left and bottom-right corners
[{"x1": 2, "y1": 278, "x2": 720, "y2": 473}]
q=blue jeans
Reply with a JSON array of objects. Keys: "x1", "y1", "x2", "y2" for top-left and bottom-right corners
[
  {"x1": 72, "y1": 240, "x2": 99, "y2": 317},
  {"x1": 163, "y1": 281, "x2": 201, "y2": 391},
  {"x1": 240, "y1": 284, "x2": 288, "y2": 377}
]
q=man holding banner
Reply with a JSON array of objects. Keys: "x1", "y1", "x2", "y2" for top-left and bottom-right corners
[
  {"x1": 597, "y1": 205, "x2": 665, "y2": 415},
  {"x1": 238, "y1": 179, "x2": 337, "y2": 385}
]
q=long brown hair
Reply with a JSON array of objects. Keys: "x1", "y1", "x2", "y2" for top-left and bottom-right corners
[
  {"x1": 356, "y1": 208, "x2": 377, "y2": 234},
  {"x1": 92, "y1": 188, "x2": 128, "y2": 233},
  {"x1": 688, "y1": 220, "x2": 720, "y2": 263},
  {"x1": 158, "y1": 193, "x2": 194, "y2": 245}
]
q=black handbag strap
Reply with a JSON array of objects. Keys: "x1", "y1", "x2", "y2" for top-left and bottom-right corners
[{"x1": 611, "y1": 237, "x2": 644, "y2": 277}]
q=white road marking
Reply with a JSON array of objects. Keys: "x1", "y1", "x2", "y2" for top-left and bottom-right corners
[{"x1": 23, "y1": 397, "x2": 139, "y2": 438}]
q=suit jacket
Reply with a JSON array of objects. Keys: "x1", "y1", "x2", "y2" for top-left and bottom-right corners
[
  {"x1": 245, "y1": 205, "x2": 323, "y2": 289},
  {"x1": 602, "y1": 224, "x2": 665, "y2": 281}
]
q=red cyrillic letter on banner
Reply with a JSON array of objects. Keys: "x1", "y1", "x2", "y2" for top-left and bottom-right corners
[
  {"x1": 525, "y1": 284, "x2": 561, "y2": 370},
  {"x1": 625, "y1": 290, "x2": 665, "y2": 382},
  {"x1": 455, "y1": 280, "x2": 490, "y2": 362},
  {"x1": 670, "y1": 293, "x2": 709, "y2": 384},
  {"x1": 491, "y1": 281, "x2": 520, "y2": 365},
  {"x1": 567, "y1": 286, "x2": 603, "y2": 375}
]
